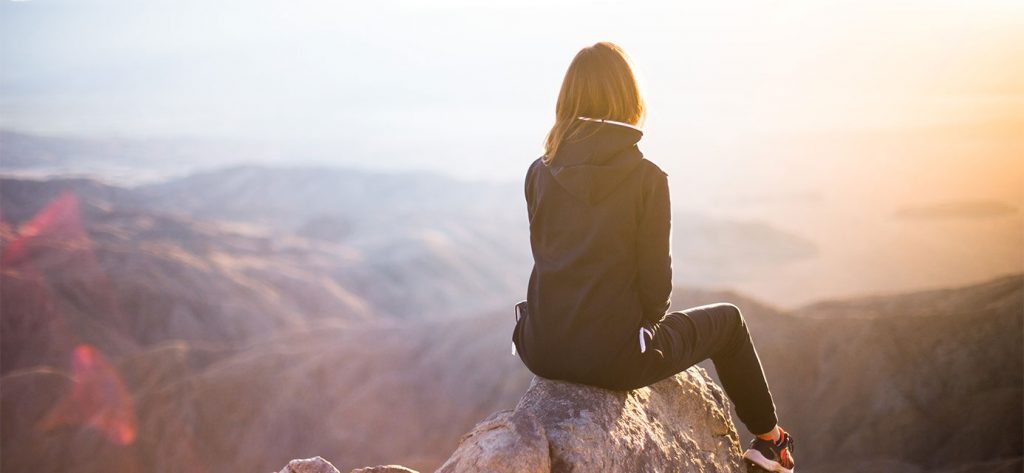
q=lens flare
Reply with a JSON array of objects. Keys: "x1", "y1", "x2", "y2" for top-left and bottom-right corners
[{"x1": 37, "y1": 344, "x2": 138, "y2": 446}]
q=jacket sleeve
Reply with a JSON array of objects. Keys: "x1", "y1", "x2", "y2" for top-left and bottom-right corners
[{"x1": 636, "y1": 167, "x2": 672, "y2": 325}]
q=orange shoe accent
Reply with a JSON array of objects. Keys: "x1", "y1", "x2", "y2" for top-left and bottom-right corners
[
  {"x1": 779, "y1": 447, "x2": 794, "y2": 469},
  {"x1": 756, "y1": 425, "x2": 781, "y2": 442},
  {"x1": 775, "y1": 426, "x2": 794, "y2": 468}
]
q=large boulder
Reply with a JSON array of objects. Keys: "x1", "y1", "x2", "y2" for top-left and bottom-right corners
[
  {"x1": 277, "y1": 366, "x2": 748, "y2": 473},
  {"x1": 437, "y1": 366, "x2": 744, "y2": 472},
  {"x1": 276, "y1": 456, "x2": 420, "y2": 473}
]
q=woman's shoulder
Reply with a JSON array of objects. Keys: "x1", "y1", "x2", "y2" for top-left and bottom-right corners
[
  {"x1": 638, "y1": 158, "x2": 668, "y2": 179},
  {"x1": 525, "y1": 156, "x2": 546, "y2": 179}
]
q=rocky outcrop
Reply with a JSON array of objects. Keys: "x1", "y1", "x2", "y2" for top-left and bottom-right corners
[
  {"x1": 349, "y1": 466, "x2": 420, "y2": 473},
  {"x1": 278, "y1": 457, "x2": 343, "y2": 473},
  {"x1": 443, "y1": 366, "x2": 743, "y2": 472},
  {"x1": 277, "y1": 366, "x2": 744, "y2": 473},
  {"x1": 277, "y1": 456, "x2": 419, "y2": 473}
]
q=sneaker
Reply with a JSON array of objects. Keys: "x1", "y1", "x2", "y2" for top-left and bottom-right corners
[{"x1": 742, "y1": 427, "x2": 795, "y2": 473}]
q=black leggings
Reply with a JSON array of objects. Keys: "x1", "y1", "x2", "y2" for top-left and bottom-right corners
[{"x1": 598, "y1": 303, "x2": 779, "y2": 436}]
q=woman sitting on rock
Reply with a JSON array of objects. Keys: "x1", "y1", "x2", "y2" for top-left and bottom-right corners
[{"x1": 512, "y1": 41, "x2": 796, "y2": 473}]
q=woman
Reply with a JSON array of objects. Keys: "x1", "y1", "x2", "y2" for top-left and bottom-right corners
[{"x1": 512, "y1": 42, "x2": 796, "y2": 473}]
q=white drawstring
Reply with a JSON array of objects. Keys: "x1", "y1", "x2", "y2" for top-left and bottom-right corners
[
  {"x1": 511, "y1": 302, "x2": 524, "y2": 356},
  {"x1": 639, "y1": 326, "x2": 654, "y2": 353}
]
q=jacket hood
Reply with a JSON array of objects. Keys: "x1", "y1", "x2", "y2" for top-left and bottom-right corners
[{"x1": 545, "y1": 121, "x2": 645, "y2": 205}]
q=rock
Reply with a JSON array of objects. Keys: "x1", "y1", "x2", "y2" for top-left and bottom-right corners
[
  {"x1": 437, "y1": 366, "x2": 744, "y2": 472},
  {"x1": 276, "y1": 457, "x2": 421, "y2": 473},
  {"x1": 433, "y1": 410, "x2": 551, "y2": 472},
  {"x1": 278, "y1": 456, "x2": 341, "y2": 473},
  {"x1": 276, "y1": 366, "x2": 744, "y2": 473},
  {"x1": 349, "y1": 466, "x2": 421, "y2": 473}
]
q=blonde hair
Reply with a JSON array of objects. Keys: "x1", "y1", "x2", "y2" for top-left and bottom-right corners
[{"x1": 542, "y1": 42, "x2": 646, "y2": 165}]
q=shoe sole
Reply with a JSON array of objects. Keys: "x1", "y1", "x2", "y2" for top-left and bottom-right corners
[{"x1": 742, "y1": 448, "x2": 794, "y2": 473}]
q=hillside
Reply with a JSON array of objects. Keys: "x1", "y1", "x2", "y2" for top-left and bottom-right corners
[
  {"x1": 780, "y1": 275, "x2": 1023, "y2": 472},
  {"x1": 1, "y1": 313, "x2": 533, "y2": 472},
  {"x1": 0, "y1": 174, "x2": 525, "y2": 322},
  {"x1": 0, "y1": 180, "x2": 377, "y2": 373},
  {"x1": 676, "y1": 276, "x2": 1023, "y2": 473}
]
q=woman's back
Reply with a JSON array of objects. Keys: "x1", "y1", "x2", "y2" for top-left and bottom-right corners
[
  {"x1": 514, "y1": 41, "x2": 795, "y2": 472},
  {"x1": 516, "y1": 120, "x2": 672, "y2": 385}
]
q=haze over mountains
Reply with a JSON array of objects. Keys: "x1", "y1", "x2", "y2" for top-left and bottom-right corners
[
  {"x1": 3, "y1": 128, "x2": 1021, "y2": 307},
  {"x1": 1, "y1": 163, "x2": 1020, "y2": 472}
]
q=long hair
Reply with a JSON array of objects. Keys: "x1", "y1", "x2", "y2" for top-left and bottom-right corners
[{"x1": 542, "y1": 42, "x2": 646, "y2": 165}]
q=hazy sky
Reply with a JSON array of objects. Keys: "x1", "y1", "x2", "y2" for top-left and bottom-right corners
[
  {"x1": 1, "y1": 0, "x2": 1021, "y2": 303},
  {"x1": 2, "y1": 0, "x2": 1022, "y2": 185}
]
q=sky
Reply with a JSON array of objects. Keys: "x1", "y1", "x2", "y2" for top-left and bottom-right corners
[
  {"x1": 1, "y1": 0, "x2": 1022, "y2": 215},
  {"x1": 2, "y1": 0, "x2": 1022, "y2": 180},
  {"x1": 1, "y1": 0, "x2": 1022, "y2": 302}
]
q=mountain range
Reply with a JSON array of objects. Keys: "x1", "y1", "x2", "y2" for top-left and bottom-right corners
[{"x1": 0, "y1": 169, "x2": 1020, "y2": 472}]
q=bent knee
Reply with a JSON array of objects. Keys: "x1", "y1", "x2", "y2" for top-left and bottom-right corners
[{"x1": 717, "y1": 302, "x2": 745, "y2": 327}]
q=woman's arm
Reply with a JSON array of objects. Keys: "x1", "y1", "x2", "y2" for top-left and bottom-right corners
[{"x1": 636, "y1": 167, "x2": 672, "y2": 325}]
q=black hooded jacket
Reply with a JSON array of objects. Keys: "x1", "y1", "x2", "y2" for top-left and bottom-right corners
[{"x1": 514, "y1": 120, "x2": 672, "y2": 385}]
